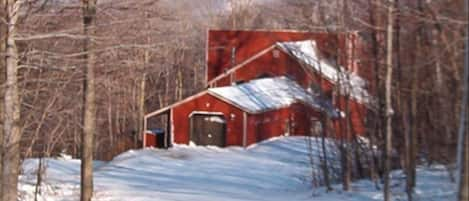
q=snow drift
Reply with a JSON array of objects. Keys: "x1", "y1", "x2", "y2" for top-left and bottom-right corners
[{"x1": 19, "y1": 136, "x2": 456, "y2": 201}]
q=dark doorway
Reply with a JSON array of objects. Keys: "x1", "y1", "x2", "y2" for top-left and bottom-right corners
[
  {"x1": 190, "y1": 114, "x2": 226, "y2": 146},
  {"x1": 149, "y1": 128, "x2": 170, "y2": 149},
  {"x1": 145, "y1": 109, "x2": 172, "y2": 149}
]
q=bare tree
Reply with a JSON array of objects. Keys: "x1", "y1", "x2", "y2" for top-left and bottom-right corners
[
  {"x1": 398, "y1": 1, "x2": 419, "y2": 200},
  {"x1": 321, "y1": 115, "x2": 333, "y2": 191},
  {"x1": 366, "y1": 0, "x2": 382, "y2": 188},
  {"x1": 457, "y1": 1, "x2": 469, "y2": 200},
  {"x1": 1, "y1": 0, "x2": 22, "y2": 201},
  {"x1": 0, "y1": 2, "x2": 464, "y2": 200},
  {"x1": 80, "y1": 0, "x2": 97, "y2": 201},
  {"x1": 384, "y1": 0, "x2": 394, "y2": 201},
  {"x1": 0, "y1": 0, "x2": 6, "y2": 196},
  {"x1": 459, "y1": 118, "x2": 469, "y2": 201},
  {"x1": 409, "y1": 0, "x2": 425, "y2": 197}
]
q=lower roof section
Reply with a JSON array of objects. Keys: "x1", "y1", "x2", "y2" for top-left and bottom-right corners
[
  {"x1": 146, "y1": 76, "x2": 339, "y2": 119},
  {"x1": 208, "y1": 76, "x2": 338, "y2": 117}
]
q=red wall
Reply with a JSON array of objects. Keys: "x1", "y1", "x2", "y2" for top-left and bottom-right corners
[
  {"x1": 172, "y1": 93, "x2": 245, "y2": 146},
  {"x1": 143, "y1": 133, "x2": 156, "y2": 147},
  {"x1": 207, "y1": 30, "x2": 356, "y2": 82},
  {"x1": 171, "y1": 93, "x2": 326, "y2": 146},
  {"x1": 211, "y1": 48, "x2": 335, "y2": 94},
  {"x1": 207, "y1": 30, "x2": 371, "y2": 81},
  {"x1": 209, "y1": 47, "x2": 368, "y2": 137},
  {"x1": 333, "y1": 97, "x2": 367, "y2": 138},
  {"x1": 245, "y1": 103, "x2": 321, "y2": 146},
  {"x1": 168, "y1": 30, "x2": 370, "y2": 146}
]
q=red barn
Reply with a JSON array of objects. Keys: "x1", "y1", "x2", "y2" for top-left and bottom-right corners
[
  {"x1": 143, "y1": 30, "x2": 373, "y2": 148},
  {"x1": 206, "y1": 30, "x2": 372, "y2": 83}
]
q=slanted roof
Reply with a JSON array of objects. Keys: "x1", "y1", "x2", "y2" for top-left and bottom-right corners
[
  {"x1": 206, "y1": 30, "x2": 340, "y2": 82},
  {"x1": 208, "y1": 76, "x2": 338, "y2": 117},
  {"x1": 276, "y1": 40, "x2": 372, "y2": 105}
]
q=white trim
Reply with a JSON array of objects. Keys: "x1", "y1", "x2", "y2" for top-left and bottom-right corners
[
  {"x1": 207, "y1": 45, "x2": 276, "y2": 86},
  {"x1": 207, "y1": 91, "x2": 254, "y2": 113},
  {"x1": 189, "y1": 111, "x2": 224, "y2": 117},
  {"x1": 207, "y1": 29, "x2": 346, "y2": 34},
  {"x1": 145, "y1": 91, "x2": 208, "y2": 119},
  {"x1": 205, "y1": 29, "x2": 209, "y2": 85},
  {"x1": 170, "y1": 109, "x2": 174, "y2": 145},
  {"x1": 207, "y1": 45, "x2": 320, "y2": 89},
  {"x1": 207, "y1": 90, "x2": 319, "y2": 115},
  {"x1": 145, "y1": 107, "x2": 170, "y2": 119},
  {"x1": 142, "y1": 116, "x2": 148, "y2": 148},
  {"x1": 164, "y1": 115, "x2": 168, "y2": 148},
  {"x1": 243, "y1": 112, "x2": 247, "y2": 147},
  {"x1": 276, "y1": 44, "x2": 337, "y2": 85}
]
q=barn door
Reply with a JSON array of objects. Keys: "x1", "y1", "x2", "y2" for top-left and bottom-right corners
[{"x1": 190, "y1": 114, "x2": 226, "y2": 147}]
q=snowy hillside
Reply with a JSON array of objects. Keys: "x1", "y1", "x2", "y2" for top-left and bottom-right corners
[{"x1": 19, "y1": 137, "x2": 457, "y2": 201}]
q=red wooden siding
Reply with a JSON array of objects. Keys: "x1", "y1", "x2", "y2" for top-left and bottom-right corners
[
  {"x1": 143, "y1": 133, "x2": 156, "y2": 147},
  {"x1": 170, "y1": 93, "x2": 327, "y2": 146},
  {"x1": 333, "y1": 98, "x2": 367, "y2": 138},
  {"x1": 144, "y1": 30, "x2": 373, "y2": 148},
  {"x1": 208, "y1": 46, "x2": 368, "y2": 136},
  {"x1": 245, "y1": 103, "x2": 322, "y2": 146},
  {"x1": 207, "y1": 30, "x2": 367, "y2": 83},
  {"x1": 210, "y1": 47, "x2": 335, "y2": 94}
]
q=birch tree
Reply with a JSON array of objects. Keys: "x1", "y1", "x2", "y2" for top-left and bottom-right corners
[
  {"x1": 384, "y1": 0, "x2": 394, "y2": 201},
  {"x1": 1, "y1": 0, "x2": 22, "y2": 201}
]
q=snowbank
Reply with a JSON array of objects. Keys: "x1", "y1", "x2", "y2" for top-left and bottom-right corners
[{"x1": 19, "y1": 136, "x2": 456, "y2": 201}]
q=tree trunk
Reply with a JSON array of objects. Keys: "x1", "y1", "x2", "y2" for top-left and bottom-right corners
[
  {"x1": 395, "y1": 0, "x2": 415, "y2": 198},
  {"x1": 2, "y1": 1, "x2": 22, "y2": 201},
  {"x1": 384, "y1": 0, "x2": 394, "y2": 201},
  {"x1": 405, "y1": 7, "x2": 421, "y2": 196},
  {"x1": 409, "y1": 43, "x2": 418, "y2": 188},
  {"x1": 176, "y1": 67, "x2": 183, "y2": 101},
  {"x1": 367, "y1": 0, "x2": 380, "y2": 187},
  {"x1": 137, "y1": 48, "x2": 148, "y2": 144},
  {"x1": 107, "y1": 84, "x2": 113, "y2": 155},
  {"x1": 34, "y1": 157, "x2": 44, "y2": 201},
  {"x1": 460, "y1": 121, "x2": 468, "y2": 201},
  {"x1": 431, "y1": 26, "x2": 455, "y2": 173},
  {"x1": 80, "y1": 1, "x2": 97, "y2": 201},
  {"x1": 457, "y1": 1, "x2": 469, "y2": 199},
  {"x1": 0, "y1": 0, "x2": 6, "y2": 195},
  {"x1": 137, "y1": 11, "x2": 152, "y2": 144},
  {"x1": 343, "y1": 95, "x2": 352, "y2": 191},
  {"x1": 321, "y1": 115, "x2": 332, "y2": 191},
  {"x1": 73, "y1": 126, "x2": 78, "y2": 158}
]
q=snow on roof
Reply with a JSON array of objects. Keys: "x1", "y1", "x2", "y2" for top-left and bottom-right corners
[
  {"x1": 276, "y1": 40, "x2": 373, "y2": 105},
  {"x1": 208, "y1": 76, "x2": 338, "y2": 116}
]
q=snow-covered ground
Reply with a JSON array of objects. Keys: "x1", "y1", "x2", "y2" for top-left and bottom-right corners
[{"x1": 19, "y1": 136, "x2": 457, "y2": 201}]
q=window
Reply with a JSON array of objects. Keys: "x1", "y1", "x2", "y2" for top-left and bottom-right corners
[
  {"x1": 233, "y1": 80, "x2": 246, "y2": 85},
  {"x1": 256, "y1": 72, "x2": 273, "y2": 79},
  {"x1": 272, "y1": 49, "x2": 280, "y2": 58}
]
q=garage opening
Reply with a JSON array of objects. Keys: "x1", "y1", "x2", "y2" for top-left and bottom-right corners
[
  {"x1": 144, "y1": 109, "x2": 171, "y2": 149},
  {"x1": 144, "y1": 128, "x2": 170, "y2": 148},
  {"x1": 190, "y1": 113, "x2": 226, "y2": 147}
]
